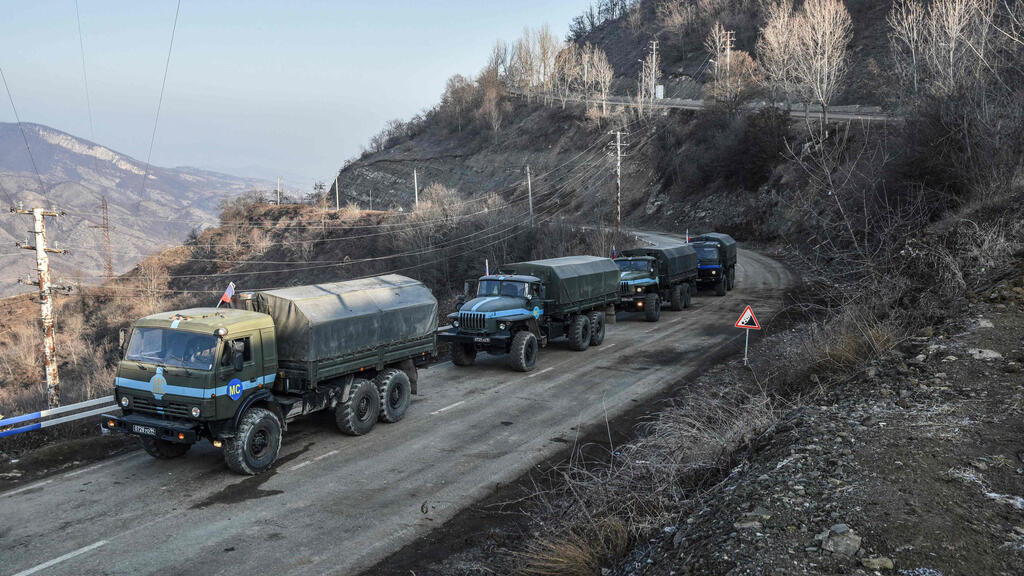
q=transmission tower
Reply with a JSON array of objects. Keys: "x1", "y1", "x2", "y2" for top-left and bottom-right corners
[{"x1": 89, "y1": 196, "x2": 114, "y2": 278}]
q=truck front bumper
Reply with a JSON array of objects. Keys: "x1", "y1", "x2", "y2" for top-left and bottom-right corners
[
  {"x1": 438, "y1": 328, "x2": 511, "y2": 351},
  {"x1": 101, "y1": 412, "x2": 200, "y2": 444},
  {"x1": 697, "y1": 269, "x2": 723, "y2": 284}
]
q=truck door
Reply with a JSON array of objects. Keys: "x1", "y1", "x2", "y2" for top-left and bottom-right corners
[{"x1": 219, "y1": 332, "x2": 263, "y2": 400}]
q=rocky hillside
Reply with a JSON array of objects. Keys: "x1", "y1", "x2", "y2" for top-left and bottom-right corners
[{"x1": 0, "y1": 122, "x2": 270, "y2": 294}]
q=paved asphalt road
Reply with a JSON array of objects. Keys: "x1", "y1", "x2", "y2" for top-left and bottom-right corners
[{"x1": 1, "y1": 234, "x2": 795, "y2": 576}]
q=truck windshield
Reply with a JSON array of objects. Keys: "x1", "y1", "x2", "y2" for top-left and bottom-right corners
[
  {"x1": 616, "y1": 260, "x2": 650, "y2": 272},
  {"x1": 477, "y1": 280, "x2": 529, "y2": 298},
  {"x1": 125, "y1": 328, "x2": 218, "y2": 371},
  {"x1": 694, "y1": 245, "x2": 719, "y2": 261}
]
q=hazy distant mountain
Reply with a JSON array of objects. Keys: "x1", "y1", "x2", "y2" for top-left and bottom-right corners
[{"x1": 0, "y1": 122, "x2": 271, "y2": 295}]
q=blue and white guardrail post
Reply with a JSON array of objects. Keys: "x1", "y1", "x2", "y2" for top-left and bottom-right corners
[{"x1": 0, "y1": 396, "x2": 118, "y2": 438}]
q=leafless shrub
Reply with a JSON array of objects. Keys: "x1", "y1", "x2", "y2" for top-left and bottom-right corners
[{"x1": 703, "y1": 22, "x2": 761, "y2": 111}]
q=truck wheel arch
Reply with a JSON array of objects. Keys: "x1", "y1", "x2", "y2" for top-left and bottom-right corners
[{"x1": 232, "y1": 390, "x2": 285, "y2": 433}]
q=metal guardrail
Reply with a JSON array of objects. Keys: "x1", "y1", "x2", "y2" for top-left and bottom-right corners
[{"x1": 0, "y1": 396, "x2": 118, "y2": 438}]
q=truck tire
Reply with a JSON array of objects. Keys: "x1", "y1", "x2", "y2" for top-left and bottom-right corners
[
  {"x1": 223, "y1": 407, "x2": 282, "y2": 475},
  {"x1": 374, "y1": 368, "x2": 411, "y2": 423},
  {"x1": 336, "y1": 378, "x2": 379, "y2": 436},
  {"x1": 727, "y1": 267, "x2": 736, "y2": 291},
  {"x1": 567, "y1": 314, "x2": 592, "y2": 351},
  {"x1": 715, "y1": 274, "x2": 727, "y2": 296},
  {"x1": 140, "y1": 437, "x2": 190, "y2": 459},
  {"x1": 588, "y1": 311, "x2": 606, "y2": 346},
  {"x1": 508, "y1": 330, "x2": 538, "y2": 372},
  {"x1": 450, "y1": 343, "x2": 476, "y2": 367},
  {"x1": 670, "y1": 285, "x2": 683, "y2": 311},
  {"x1": 644, "y1": 293, "x2": 661, "y2": 322},
  {"x1": 683, "y1": 283, "x2": 693, "y2": 308}
]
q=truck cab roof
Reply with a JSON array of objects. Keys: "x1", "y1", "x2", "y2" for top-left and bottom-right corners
[
  {"x1": 134, "y1": 307, "x2": 273, "y2": 335},
  {"x1": 478, "y1": 274, "x2": 541, "y2": 283}
]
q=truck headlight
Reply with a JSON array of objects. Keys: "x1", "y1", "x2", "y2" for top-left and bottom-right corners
[
  {"x1": 191, "y1": 406, "x2": 201, "y2": 417},
  {"x1": 452, "y1": 320, "x2": 460, "y2": 328},
  {"x1": 712, "y1": 270, "x2": 717, "y2": 275},
  {"x1": 498, "y1": 322, "x2": 508, "y2": 331},
  {"x1": 636, "y1": 287, "x2": 643, "y2": 293},
  {"x1": 120, "y1": 395, "x2": 130, "y2": 407}
]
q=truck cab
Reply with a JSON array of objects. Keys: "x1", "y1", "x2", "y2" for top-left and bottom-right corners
[
  {"x1": 103, "y1": 308, "x2": 278, "y2": 458},
  {"x1": 692, "y1": 241, "x2": 730, "y2": 296},
  {"x1": 614, "y1": 256, "x2": 662, "y2": 321},
  {"x1": 444, "y1": 274, "x2": 546, "y2": 370}
]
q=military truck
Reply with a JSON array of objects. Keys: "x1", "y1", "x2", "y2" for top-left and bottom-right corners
[
  {"x1": 690, "y1": 233, "x2": 738, "y2": 296},
  {"x1": 615, "y1": 244, "x2": 699, "y2": 322},
  {"x1": 102, "y1": 275, "x2": 438, "y2": 474},
  {"x1": 439, "y1": 255, "x2": 619, "y2": 372}
]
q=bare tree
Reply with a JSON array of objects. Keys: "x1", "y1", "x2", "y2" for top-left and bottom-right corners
[
  {"x1": 478, "y1": 62, "x2": 506, "y2": 136},
  {"x1": 592, "y1": 47, "x2": 615, "y2": 116},
  {"x1": 888, "y1": 0, "x2": 925, "y2": 95},
  {"x1": 791, "y1": 0, "x2": 853, "y2": 130},
  {"x1": 704, "y1": 21, "x2": 732, "y2": 100},
  {"x1": 536, "y1": 25, "x2": 561, "y2": 103},
  {"x1": 756, "y1": 0, "x2": 799, "y2": 107},
  {"x1": 441, "y1": 74, "x2": 477, "y2": 133},
  {"x1": 554, "y1": 44, "x2": 582, "y2": 108}
]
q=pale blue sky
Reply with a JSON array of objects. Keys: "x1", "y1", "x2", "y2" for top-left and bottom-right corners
[{"x1": 0, "y1": 1, "x2": 588, "y2": 186}]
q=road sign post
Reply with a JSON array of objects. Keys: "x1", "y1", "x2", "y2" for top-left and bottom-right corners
[{"x1": 734, "y1": 305, "x2": 761, "y2": 366}]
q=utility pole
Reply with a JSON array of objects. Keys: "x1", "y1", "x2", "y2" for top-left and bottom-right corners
[
  {"x1": 12, "y1": 206, "x2": 70, "y2": 408},
  {"x1": 88, "y1": 196, "x2": 113, "y2": 279},
  {"x1": 334, "y1": 175, "x2": 340, "y2": 210},
  {"x1": 413, "y1": 168, "x2": 419, "y2": 208},
  {"x1": 276, "y1": 177, "x2": 281, "y2": 205},
  {"x1": 614, "y1": 131, "x2": 622, "y2": 232},
  {"x1": 650, "y1": 40, "x2": 658, "y2": 97},
  {"x1": 525, "y1": 165, "x2": 533, "y2": 221}
]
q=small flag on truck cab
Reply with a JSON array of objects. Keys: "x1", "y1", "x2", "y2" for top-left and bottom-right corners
[{"x1": 217, "y1": 282, "x2": 236, "y2": 308}]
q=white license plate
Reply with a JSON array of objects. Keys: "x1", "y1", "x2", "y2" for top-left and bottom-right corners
[
  {"x1": 133, "y1": 425, "x2": 157, "y2": 436},
  {"x1": 473, "y1": 337, "x2": 490, "y2": 343}
]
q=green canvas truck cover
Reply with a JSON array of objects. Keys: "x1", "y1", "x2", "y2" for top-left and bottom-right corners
[
  {"x1": 499, "y1": 256, "x2": 619, "y2": 306},
  {"x1": 691, "y1": 233, "x2": 737, "y2": 262},
  {"x1": 621, "y1": 245, "x2": 697, "y2": 278},
  {"x1": 252, "y1": 274, "x2": 438, "y2": 364}
]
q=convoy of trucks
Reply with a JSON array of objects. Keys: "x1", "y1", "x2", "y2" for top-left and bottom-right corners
[
  {"x1": 614, "y1": 244, "x2": 699, "y2": 321},
  {"x1": 99, "y1": 234, "x2": 740, "y2": 474}
]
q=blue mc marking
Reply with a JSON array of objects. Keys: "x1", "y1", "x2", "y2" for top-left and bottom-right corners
[{"x1": 227, "y1": 378, "x2": 243, "y2": 401}]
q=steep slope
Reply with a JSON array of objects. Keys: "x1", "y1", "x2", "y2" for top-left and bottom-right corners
[{"x1": 0, "y1": 122, "x2": 270, "y2": 295}]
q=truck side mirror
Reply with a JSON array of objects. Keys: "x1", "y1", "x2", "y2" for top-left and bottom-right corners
[
  {"x1": 233, "y1": 352, "x2": 244, "y2": 372},
  {"x1": 118, "y1": 328, "x2": 128, "y2": 355}
]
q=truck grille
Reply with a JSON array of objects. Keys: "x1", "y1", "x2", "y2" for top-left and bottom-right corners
[
  {"x1": 620, "y1": 282, "x2": 632, "y2": 296},
  {"x1": 133, "y1": 397, "x2": 192, "y2": 418},
  {"x1": 458, "y1": 312, "x2": 486, "y2": 331}
]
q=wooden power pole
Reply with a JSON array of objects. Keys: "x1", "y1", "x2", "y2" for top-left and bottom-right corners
[
  {"x1": 615, "y1": 131, "x2": 622, "y2": 232},
  {"x1": 12, "y1": 206, "x2": 69, "y2": 408},
  {"x1": 525, "y1": 165, "x2": 533, "y2": 222},
  {"x1": 334, "y1": 175, "x2": 340, "y2": 210},
  {"x1": 413, "y1": 168, "x2": 419, "y2": 208}
]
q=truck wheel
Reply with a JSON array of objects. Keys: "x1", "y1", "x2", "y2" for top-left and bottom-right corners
[
  {"x1": 450, "y1": 343, "x2": 476, "y2": 366},
  {"x1": 715, "y1": 274, "x2": 727, "y2": 296},
  {"x1": 508, "y1": 331, "x2": 539, "y2": 372},
  {"x1": 336, "y1": 378, "x2": 380, "y2": 436},
  {"x1": 588, "y1": 311, "x2": 606, "y2": 346},
  {"x1": 140, "y1": 437, "x2": 190, "y2": 459},
  {"x1": 644, "y1": 293, "x2": 661, "y2": 322},
  {"x1": 568, "y1": 314, "x2": 592, "y2": 351},
  {"x1": 683, "y1": 283, "x2": 693, "y2": 308},
  {"x1": 670, "y1": 285, "x2": 683, "y2": 311},
  {"x1": 727, "y1": 268, "x2": 736, "y2": 290},
  {"x1": 375, "y1": 368, "x2": 411, "y2": 423},
  {"x1": 223, "y1": 407, "x2": 282, "y2": 475}
]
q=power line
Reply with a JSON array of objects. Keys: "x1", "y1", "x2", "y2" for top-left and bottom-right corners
[
  {"x1": 139, "y1": 0, "x2": 182, "y2": 196},
  {"x1": 0, "y1": 66, "x2": 46, "y2": 196},
  {"x1": 74, "y1": 0, "x2": 96, "y2": 147}
]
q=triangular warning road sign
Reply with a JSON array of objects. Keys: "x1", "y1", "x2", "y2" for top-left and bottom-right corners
[{"x1": 734, "y1": 305, "x2": 761, "y2": 330}]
